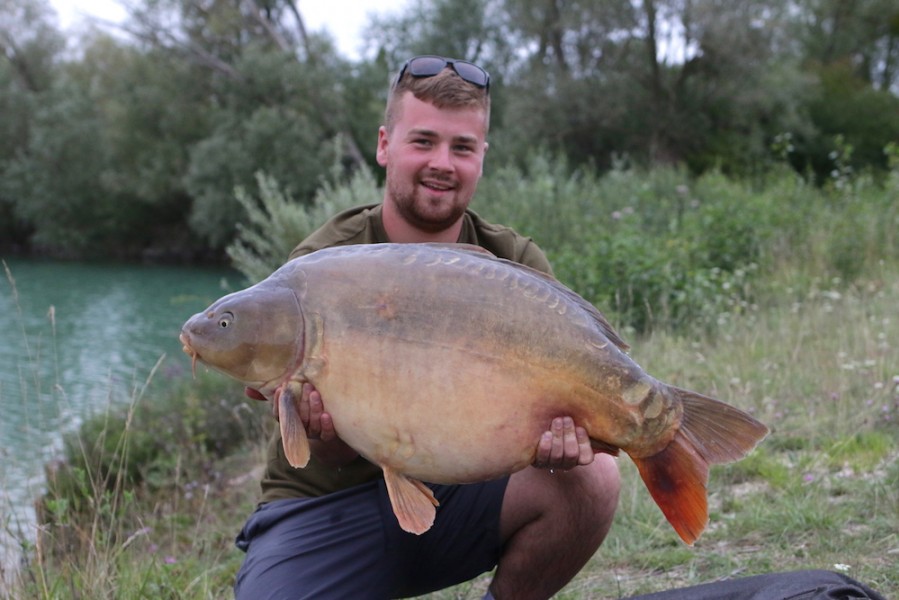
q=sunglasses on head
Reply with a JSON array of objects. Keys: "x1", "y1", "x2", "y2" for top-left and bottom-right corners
[{"x1": 398, "y1": 55, "x2": 491, "y2": 91}]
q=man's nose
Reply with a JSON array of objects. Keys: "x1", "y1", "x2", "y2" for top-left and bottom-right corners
[{"x1": 427, "y1": 143, "x2": 454, "y2": 172}]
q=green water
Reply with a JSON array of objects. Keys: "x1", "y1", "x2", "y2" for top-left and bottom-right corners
[{"x1": 0, "y1": 258, "x2": 245, "y2": 543}]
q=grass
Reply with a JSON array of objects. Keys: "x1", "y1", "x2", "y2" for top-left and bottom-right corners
[
  {"x1": 5, "y1": 269, "x2": 896, "y2": 599},
  {"x1": 3, "y1": 162, "x2": 898, "y2": 598},
  {"x1": 576, "y1": 268, "x2": 898, "y2": 597}
]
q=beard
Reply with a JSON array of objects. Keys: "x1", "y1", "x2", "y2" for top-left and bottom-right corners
[{"x1": 386, "y1": 173, "x2": 471, "y2": 233}]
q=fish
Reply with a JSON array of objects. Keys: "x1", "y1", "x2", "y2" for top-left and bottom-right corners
[{"x1": 179, "y1": 243, "x2": 768, "y2": 544}]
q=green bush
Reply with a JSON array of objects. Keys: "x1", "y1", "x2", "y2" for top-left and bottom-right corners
[
  {"x1": 227, "y1": 166, "x2": 381, "y2": 282},
  {"x1": 476, "y1": 157, "x2": 764, "y2": 332},
  {"x1": 477, "y1": 152, "x2": 898, "y2": 333},
  {"x1": 228, "y1": 151, "x2": 898, "y2": 335}
]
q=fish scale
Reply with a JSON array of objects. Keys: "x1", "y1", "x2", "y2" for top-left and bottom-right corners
[{"x1": 180, "y1": 242, "x2": 768, "y2": 544}]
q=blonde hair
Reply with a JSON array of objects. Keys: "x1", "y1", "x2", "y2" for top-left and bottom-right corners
[{"x1": 384, "y1": 67, "x2": 491, "y2": 133}]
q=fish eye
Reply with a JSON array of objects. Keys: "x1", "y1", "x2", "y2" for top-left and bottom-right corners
[{"x1": 218, "y1": 312, "x2": 234, "y2": 328}]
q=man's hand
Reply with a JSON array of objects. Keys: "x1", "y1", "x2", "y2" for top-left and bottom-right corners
[
  {"x1": 297, "y1": 383, "x2": 338, "y2": 442},
  {"x1": 245, "y1": 383, "x2": 337, "y2": 443},
  {"x1": 533, "y1": 417, "x2": 594, "y2": 471},
  {"x1": 291, "y1": 382, "x2": 359, "y2": 466}
]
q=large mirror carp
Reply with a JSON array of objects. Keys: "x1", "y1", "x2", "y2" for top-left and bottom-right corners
[{"x1": 180, "y1": 243, "x2": 768, "y2": 544}]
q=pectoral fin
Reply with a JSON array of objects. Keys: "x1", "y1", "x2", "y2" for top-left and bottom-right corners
[
  {"x1": 382, "y1": 466, "x2": 439, "y2": 534},
  {"x1": 278, "y1": 383, "x2": 310, "y2": 468}
]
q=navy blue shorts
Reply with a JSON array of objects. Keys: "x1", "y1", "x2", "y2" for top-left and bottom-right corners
[{"x1": 234, "y1": 477, "x2": 509, "y2": 600}]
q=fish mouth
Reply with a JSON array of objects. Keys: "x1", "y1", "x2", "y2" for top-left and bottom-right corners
[{"x1": 179, "y1": 332, "x2": 200, "y2": 377}]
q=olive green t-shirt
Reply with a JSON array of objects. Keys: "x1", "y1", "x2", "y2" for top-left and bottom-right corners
[{"x1": 259, "y1": 203, "x2": 552, "y2": 503}]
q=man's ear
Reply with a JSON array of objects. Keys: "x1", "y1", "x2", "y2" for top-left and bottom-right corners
[{"x1": 376, "y1": 126, "x2": 389, "y2": 167}]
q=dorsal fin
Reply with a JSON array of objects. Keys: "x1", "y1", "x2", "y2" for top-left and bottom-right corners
[
  {"x1": 474, "y1": 251, "x2": 630, "y2": 352},
  {"x1": 418, "y1": 243, "x2": 629, "y2": 352}
]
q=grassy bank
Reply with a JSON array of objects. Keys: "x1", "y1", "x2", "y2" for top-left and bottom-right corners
[
  {"x1": 1, "y1": 368, "x2": 268, "y2": 599},
  {"x1": 6, "y1": 266, "x2": 895, "y2": 599},
  {"x1": 4, "y1": 163, "x2": 898, "y2": 598}
]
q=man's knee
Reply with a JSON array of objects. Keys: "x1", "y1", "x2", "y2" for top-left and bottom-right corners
[
  {"x1": 571, "y1": 454, "x2": 620, "y2": 538},
  {"x1": 556, "y1": 454, "x2": 620, "y2": 511},
  {"x1": 500, "y1": 454, "x2": 620, "y2": 543},
  {"x1": 584, "y1": 453, "x2": 621, "y2": 508}
]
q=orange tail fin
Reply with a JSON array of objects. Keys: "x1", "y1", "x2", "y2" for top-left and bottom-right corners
[{"x1": 631, "y1": 387, "x2": 768, "y2": 545}]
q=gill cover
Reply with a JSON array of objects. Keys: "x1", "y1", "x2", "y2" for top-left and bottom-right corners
[{"x1": 181, "y1": 283, "x2": 304, "y2": 391}]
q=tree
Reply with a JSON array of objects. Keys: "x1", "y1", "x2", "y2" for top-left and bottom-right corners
[
  {"x1": 0, "y1": 0, "x2": 65, "y2": 247},
  {"x1": 796, "y1": 0, "x2": 899, "y2": 92},
  {"x1": 2, "y1": 75, "x2": 114, "y2": 254},
  {"x1": 115, "y1": 0, "x2": 377, "y2": 252},
  {"x1": 493, "y1": 0, "x2": 813, "y2": 174},
  {"x1": 784, "y1": 0, "x2": 899, "y2": 179}
]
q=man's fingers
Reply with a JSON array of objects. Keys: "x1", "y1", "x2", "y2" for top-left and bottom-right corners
[
  {"x1": 537, "y1": 417, "x2": 574, "y2": 470},
  {"x1": 300, "y1": 382, "x2": 325, "y2": 438},
  {"x1": 294, "y1": 382, "x2": 336, "y2": 441},
  {"x1": 307, "y1": 384, "x2": 324, "y2": 437},
  {"x1": 552, "y1": 417, "x2": 584, "y2": 470},
  {"x1": 298, "y1": 382, "x2": 311, "y2": 426},
  {"x1": 550, "y1": 417, "x2": 566, "y2": 463},
  {"x1": 535, "y1": 430, "x2": 553, "y2": 466},
  {"x1": 271, "y1": 388, "x2": 281, "y2": 421},
  {"x1": 576, "y1": 426, "x2": 594, "y2": 466},
  {"x1": 319, "y1": 411, "x2": 336, "y2": 442},
  {"x1": 562, "y1": 417, "x2": 581, "y2": 468},
  {"x1": 533, "y1": 416, "x2": 595, "y2": 470}
]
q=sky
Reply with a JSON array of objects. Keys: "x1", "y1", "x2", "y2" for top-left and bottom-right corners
[{"x1": 49, "y1": 0, "x2": 409, "y2": 60}]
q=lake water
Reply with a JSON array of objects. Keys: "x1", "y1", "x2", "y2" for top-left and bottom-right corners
[{"x1": 0, "y1": 258, "x2": 244, "y2": 568}]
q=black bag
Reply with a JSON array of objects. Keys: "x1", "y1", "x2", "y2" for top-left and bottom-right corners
[{"x1": 624, "y1": 570, "x2": 888, "y2": 600}]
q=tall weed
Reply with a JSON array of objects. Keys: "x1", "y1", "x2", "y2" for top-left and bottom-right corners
[
  {"x1": 478, "y1": 157, "x2": 760, "y2": 332},
  {"x1": 12, "y1": 370, "x2": 268, "y2": 599},
  {"x1": 228, "y1": 166, "x2": 381, "y2": 282}
]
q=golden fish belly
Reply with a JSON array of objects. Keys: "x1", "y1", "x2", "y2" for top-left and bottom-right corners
[
  {"x1": 304, "y1": 322, "x2": 659, "y2": 483},
  {"x1": 312, "y1": 335, "x2": 563, "y2": 482}
]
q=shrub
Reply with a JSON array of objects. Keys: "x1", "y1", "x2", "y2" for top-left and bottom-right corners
[
  {"x1": 228, "y1": 151, "x2": 898, "y2": 334},
  {"x1": 227, "y1": 166, "x2": 381, "y2": 282}
]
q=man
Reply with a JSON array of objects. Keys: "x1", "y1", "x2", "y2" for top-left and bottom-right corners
[
  {"x1": 233, "y1": 54, "x2": 890, "y2": 600},
  {"x1": 234, "y1": 55, "x2": 621, "y2": 600}
]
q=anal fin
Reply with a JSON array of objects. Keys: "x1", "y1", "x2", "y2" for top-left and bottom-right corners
[
  {"x1": 382, "y1": 466, "x2": 439, "y2": 535},
  {"x1": 632, "y1": 430, "x2": 709, "y2": 545},
  {"x1": 278, "y1": 383, "x2": 310, "y2": 468}
]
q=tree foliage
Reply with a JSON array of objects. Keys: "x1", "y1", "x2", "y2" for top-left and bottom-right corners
[{"x1": 1, "y1": 0, "x2": 897, "y2": 260}]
